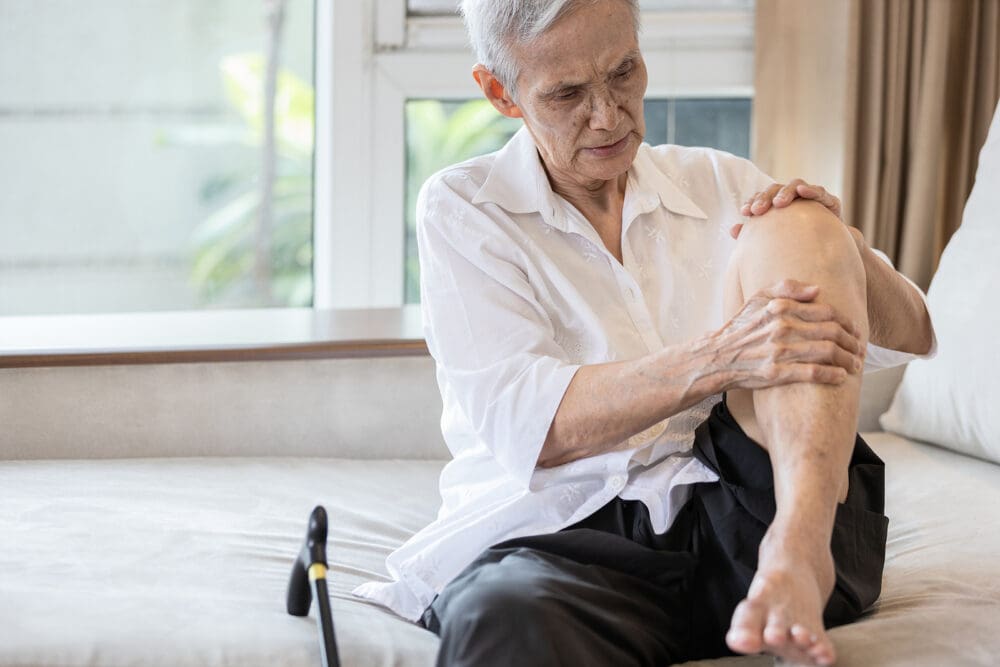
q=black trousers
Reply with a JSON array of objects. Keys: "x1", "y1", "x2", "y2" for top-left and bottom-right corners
[{"x1": 421, "y1": 398, "x2": 889, "y2": 666}]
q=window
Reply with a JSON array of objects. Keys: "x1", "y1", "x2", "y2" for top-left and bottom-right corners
[
  {"x1": 2, "y1": 1, "x2": 753, "y2": 318},
  {"x1": 0, "y1": 0, "x2": 315, "y2": 316}
]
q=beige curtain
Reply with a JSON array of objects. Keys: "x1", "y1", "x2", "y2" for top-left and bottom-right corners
[{"x1": 754, "y1": 0, "x2": 1000, "y2": 289}]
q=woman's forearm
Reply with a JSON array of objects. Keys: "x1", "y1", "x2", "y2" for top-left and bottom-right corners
[
  {"x1": 861, "y1": 246, "x2": 934, "y2": 355},
  {"x1": 538, "y1": 272, "x2": 867, "y2": 469},
  {"x1": 537, "y1": 341, "x2": 724, "y2": 468}
]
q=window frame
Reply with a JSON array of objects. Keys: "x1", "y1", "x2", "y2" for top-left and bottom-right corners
[{"x1": 314, "y1": 0, "x2": 754, "y2": 309}]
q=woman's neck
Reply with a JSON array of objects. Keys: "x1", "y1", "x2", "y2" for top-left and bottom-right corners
[{"x1": 547, "y1": 167, "x2": 628, "y2": 221}]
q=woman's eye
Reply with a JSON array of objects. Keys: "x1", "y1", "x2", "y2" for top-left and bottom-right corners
[{"x1": 556, "y1": 90, "x2": 579, "y2": 101}]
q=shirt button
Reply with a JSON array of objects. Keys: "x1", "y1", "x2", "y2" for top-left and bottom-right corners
[{"x1": 608, "y1": 474, "x2": 627, "y2": 491}]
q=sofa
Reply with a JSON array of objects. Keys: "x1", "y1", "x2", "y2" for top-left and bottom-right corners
[
  {"x1": 3, "y1": 107, "x2": 999, "y2": 667},
  {"x1": 0, "y1": 355, "x2": 995, "y2": 667}
]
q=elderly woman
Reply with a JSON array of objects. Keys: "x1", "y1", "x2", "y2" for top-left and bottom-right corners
[{"x1": 353, "y1": 1, "x2": 935, "y2": 665}]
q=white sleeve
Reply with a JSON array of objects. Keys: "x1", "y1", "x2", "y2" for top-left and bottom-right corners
[
  {"x1": 862, "y1": 248, "x2": 938, "y2": 373},
  {"x1": 416, "y1": 174, "x2": 581, "y2": 488}
]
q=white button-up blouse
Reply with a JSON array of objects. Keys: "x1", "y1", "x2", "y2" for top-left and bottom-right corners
[{"x1": 352, "y1": 127, "x2": 931, "y2": 622}]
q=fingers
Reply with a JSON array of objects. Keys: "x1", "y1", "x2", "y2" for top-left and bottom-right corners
[
  {"x1": 757, "y1": 278, "x2": 819, "y2": 303},
  {"x1": 765, "y1": 296, "x2": 862, "y2": 339},
  {"x1": 796, "y1": 182, "x2": 842, "y2": 219},
  {"x1": 742, "y1": 183, "x2": 783, "y2": 216},
  {"x1": 741, "y1": 179, "x2": 803, "y2": 217},
  {"x1": 770, "y1": 317, "x2": 861, "y2": 356},
  {"x1": 753, "y1": 280, "x2": 863, "y2": 341},
  {"x1": 772, "y1": 178, "x2": 806, "y2": 207},
  {"x1": 771, "y1": 341, "x2": 861, "y2": 375},
  {"x1": 740, "y1": 179, "x2": 843, "y2": 220},
  {"x1": 766, "y1": 363, "x2": 848, "y2": 387},
  {"x1": 722, "y1": 279, "x2": 865, "y2": 391}
]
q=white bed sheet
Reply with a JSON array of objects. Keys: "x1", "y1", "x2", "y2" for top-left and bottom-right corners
[{"x1": 1, "y1": 432, "x2": 998, "y2": 666}]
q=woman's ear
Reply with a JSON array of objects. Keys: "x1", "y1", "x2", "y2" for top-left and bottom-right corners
[{"x1": 472, "y1": 65, "x2": 523, "y2": 119}]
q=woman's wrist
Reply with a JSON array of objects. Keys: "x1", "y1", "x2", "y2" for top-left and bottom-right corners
[{"x1": 667, "y1": 334, "x2": 733, "y2": 400}]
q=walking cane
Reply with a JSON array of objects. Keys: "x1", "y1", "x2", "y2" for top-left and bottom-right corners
[{"x1": 287, "y1": 505, "x2": 341, "y2": 667}]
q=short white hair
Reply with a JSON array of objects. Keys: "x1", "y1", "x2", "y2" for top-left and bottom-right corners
[{"x1": 459, "y1": 0, "x2": 640, "y2": 96}]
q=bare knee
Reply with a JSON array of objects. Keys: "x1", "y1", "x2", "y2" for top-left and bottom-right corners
[{"x1": 733, "y1": 201, "x2": 863, "y2": 286}]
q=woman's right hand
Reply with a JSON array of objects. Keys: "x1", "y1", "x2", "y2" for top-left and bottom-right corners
[{"x1": 701, "y1": 279, "x2": 864, "y2": 391}]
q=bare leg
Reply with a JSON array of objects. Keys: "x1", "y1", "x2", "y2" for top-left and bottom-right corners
[{"x1": 722, "y1": 201, "x2": 867, "y2": 666}]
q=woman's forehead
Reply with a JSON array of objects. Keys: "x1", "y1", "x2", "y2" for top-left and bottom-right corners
[{"x1": 523, "y1": 46, "x2": 642, "y2": 95}]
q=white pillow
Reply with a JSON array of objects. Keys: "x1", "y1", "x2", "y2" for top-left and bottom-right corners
[{"x1": 880, "y1": 101, "x2": 1000, "y2": 464}]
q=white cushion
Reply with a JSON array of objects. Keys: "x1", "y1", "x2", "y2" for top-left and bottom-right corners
[{"x1": 880, "y1": 101, "x2": 1000, "y2": 464}]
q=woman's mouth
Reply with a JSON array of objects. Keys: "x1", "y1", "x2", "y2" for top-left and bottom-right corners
[{"x1": 585, "y1": 134, "x2": 631, "y2": 158}]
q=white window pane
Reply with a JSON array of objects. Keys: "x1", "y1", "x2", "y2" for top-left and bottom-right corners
[{"x1": 0, "y1": 0, "x2": 315, "y2": 316}]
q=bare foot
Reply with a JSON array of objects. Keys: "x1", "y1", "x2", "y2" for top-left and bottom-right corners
[{"x1": 725, "y1": 529, "x2": 837, "y2": 666}]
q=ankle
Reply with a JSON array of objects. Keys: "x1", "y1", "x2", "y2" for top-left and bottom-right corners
[{"x1": 760, "y1": 523, "x2": 833, "y2": 564}]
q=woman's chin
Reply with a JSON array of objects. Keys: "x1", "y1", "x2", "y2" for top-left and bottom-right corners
[{"x1": 576, "y1": 141, "x2": 639, "y2": 182}]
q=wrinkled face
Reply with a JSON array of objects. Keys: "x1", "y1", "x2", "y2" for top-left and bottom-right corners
[{"x1": 511, "y1": 0, "x2": 647, "y2": 188}]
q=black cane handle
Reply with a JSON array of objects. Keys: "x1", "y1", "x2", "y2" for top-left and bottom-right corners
[
  {"x1": 287, "y1": 505, "x2": 327, "y2": 616},
  {"x1": 286, "y1": 505, "x2": 340, "y2": 667}
]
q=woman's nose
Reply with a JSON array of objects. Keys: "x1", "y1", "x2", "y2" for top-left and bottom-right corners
[{"x1": 589, "y1": 90, "x2": 621, "y2": 131}]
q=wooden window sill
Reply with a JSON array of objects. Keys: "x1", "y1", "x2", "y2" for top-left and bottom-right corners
[{"x1": 0, "y1": 306, "x2": 428, "y2": 368}]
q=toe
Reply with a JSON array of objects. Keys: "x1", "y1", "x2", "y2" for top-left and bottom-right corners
[
  {"x1": 807, "y1": 635, "x2": 837, "y2": 666},
  {"x1": 762, "y1": 611, "x2": 790, "y2": 648},
  {"x1": 726, "y1": 599, "x2": 767, "y2": 654},
  {"x1": 790, "y1": 623, "x2": 816, "y2": 649}
]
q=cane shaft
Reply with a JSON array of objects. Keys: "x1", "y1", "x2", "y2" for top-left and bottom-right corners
[{"x1": 311, "y1": 576, "x2": 340, "y2": 667}]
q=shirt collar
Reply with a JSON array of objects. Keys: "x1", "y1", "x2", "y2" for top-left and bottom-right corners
[
  {"x1": 472, "y1": 127, "x2": 561, "y2": 223},
  {"x1": 629, "y1": 143, "x2": 708, "y2": 220},
  {"x1": 472, "y1": 126, "x2": 708, "y2": 232}
]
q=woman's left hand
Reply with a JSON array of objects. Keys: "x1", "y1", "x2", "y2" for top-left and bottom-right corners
[{"x1": 730, "y1": 178, "x2": 842, "y2": 239}]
